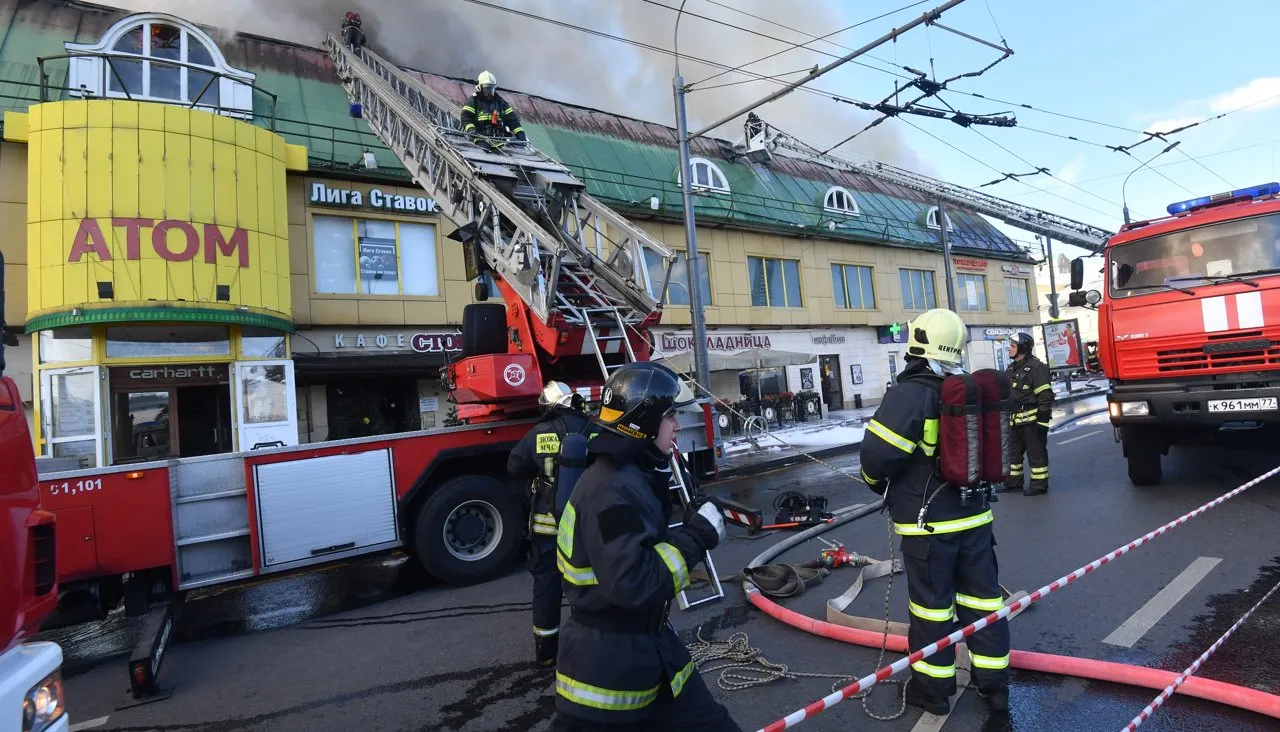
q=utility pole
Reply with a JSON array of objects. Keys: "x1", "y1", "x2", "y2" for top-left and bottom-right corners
[
  {"x1": 674, "y1": 75, "x2": 712, "y2": 393},
  {"x1": 1041, "y1": 235, "x2": 1071, "y2": 393},
  {"x1": 939, "y1": 201, "x2": 957, "y2": 311}
]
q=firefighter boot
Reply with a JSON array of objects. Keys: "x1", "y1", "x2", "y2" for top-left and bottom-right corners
[
  {"x1": 905, "y1": 684, "x2": 950, "y2": 716},
  {"x1": 535, "y1": 634, "x2": 558, "y2": 667},
  {"x1": 978, "y1": 686, "x2": 1009, "y2": 712}
]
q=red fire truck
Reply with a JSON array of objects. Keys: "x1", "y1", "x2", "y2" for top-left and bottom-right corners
[
  {"x1": 0, "y1": 252, "x2": 67, "y2": 731},
  {"x1": 1068, "y1": 182, "x2": 1280, "y2": 485},
  {"x1": 32, "y1": 32, "x2": 719, "y2": 698}
]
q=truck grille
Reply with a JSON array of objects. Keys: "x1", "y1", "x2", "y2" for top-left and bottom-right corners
[
  {"x1": 1156, "y1": 331, "x2": 1280, "y2": 372},
  {"x1": 32, "y1": 524, "x2": 55, "y2": 597}
]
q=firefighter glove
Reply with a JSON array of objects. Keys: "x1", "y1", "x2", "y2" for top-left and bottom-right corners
[
  {"x1": 682, "y1": 500, "x2": 724, "y2": 550},
  {"x1": 1037, "y1": 409, "x2": 1051, "y2": 424}
]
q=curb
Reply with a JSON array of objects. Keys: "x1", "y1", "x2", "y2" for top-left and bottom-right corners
[{"x1": 712, "y1": 388, "x2": 1109, "y2": 482}]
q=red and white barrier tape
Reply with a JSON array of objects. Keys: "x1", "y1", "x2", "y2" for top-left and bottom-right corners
[
  {"x1": 1121, "y1": 576, "x2": 1280, "y2": 731},
  {"x1": 755, "y1": 462, "x2": 1280, "y2": 732}
]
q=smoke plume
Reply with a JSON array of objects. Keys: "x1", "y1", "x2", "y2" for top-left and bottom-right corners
[{"x1": 119, "y1": 0, "x2": 926, "y2": 169}]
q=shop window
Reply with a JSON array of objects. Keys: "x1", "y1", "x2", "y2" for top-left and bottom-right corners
[
  {"x1": 643, "y1": 250, "x2": 712, "y2": 307},
  {"x1": 39, "y1": 327, "x2": 93, "y2": 364},
  {"x1": 748, "y1": 256, "x2": 802, "y2": 307},
  {"x1": 241, "y1": 327, "x2": 288, "y2": 358},
  {"x1": 65, "y1": 14, "x2": 255, "y2": 115},
  {"x1": 831, "y1": 264, "x2": 876, "y2": 310},
  {"x1": 900, "y1": 269, "x2": 938, "y2": 311},
  {"x1": 43, "y1": 368, "x2": 101, "y2": 467},
  {"x1": 106, "y1": 325, "x2": 230, "y2": 359},
  {"x1": 313, "y1": 215, "x2": 440, "y2": 296},
  {"x1": 823, "y1": 187, "x2": 860, "y2": 216},
  {"x1": 1005, "y1": 277, "x2": 1032, "y2": 313},
  {"x1": 679, "y1": 158, "x2": 730, "y2": 194},
  {"x1": 476, "y1": 272, "x2": 503, "y2": 300},
  {"x1": 956, "y1": 273, "x2": 989, "y2": 312},
  {"x1": 241, "y1": 364, "x2": 290, "y2": 425}
]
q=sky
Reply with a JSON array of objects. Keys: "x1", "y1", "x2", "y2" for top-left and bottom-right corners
[{"x1": 125, "y1": 0, "x2": 1280, "y2": 268}]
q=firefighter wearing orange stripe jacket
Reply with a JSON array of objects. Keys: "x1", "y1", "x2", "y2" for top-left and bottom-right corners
[
  {"x1": 551, "y1": 362, "x2": 741, "y2": 731},
  {"x1": 460, "y1": 71, "x2": 527, "y2": 142},
  {"x1": 859, "y1": 309, "x2": 1010, "y2": 717},
  {"x1": 1004, "y1": 332, "x2": 1054, "y2": 496}
]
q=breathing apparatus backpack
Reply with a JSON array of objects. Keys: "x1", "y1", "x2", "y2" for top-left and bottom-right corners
[
  {"x1": 553, "y1": 430, "x2": 591, "y2": 520},
  {"x1": 938, "y1": 368, "x2": 1013, "y2": 487}
]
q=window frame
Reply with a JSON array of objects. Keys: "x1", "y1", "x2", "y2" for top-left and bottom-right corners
[
  {"x1": 899, "y1": 268, "x2": 938, "y2": 311},
  {"x1": 823, "y1": 186, "x2": 861, "y2": 216},
  {"x1": 643, "y1": 249, "x2": 713, "y2": 307},
  {"x1": 747, "y1": 255, "x2": 804, "y2": 308},
  {"x1": 680, "y1": 157, "x2": 731, "y2": 194},
  {"x1": 926, "y1": 206, "x2": 956, "y2": 231},
  {"x1": 955, "y1": 273, "x2": 990, "y2": 312},
  {"x1": 311, "y1": 213, "x2": 443, "y2": 298},
  {"x1": 64, "y1": 13, "x2": 256, "y2": 117},
  {"x1": 1004, "y1": 276, "x2": 1032, "y2": 313},
  {"x1": 830, "y1": 263, "x2": 877, "y2": 310}
]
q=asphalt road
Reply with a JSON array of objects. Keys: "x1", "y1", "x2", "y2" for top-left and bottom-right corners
[{"x1": 52, "y1": 397, "x2": 1280, "y2": 731}]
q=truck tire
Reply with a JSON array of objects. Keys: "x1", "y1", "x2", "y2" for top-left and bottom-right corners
[
  {"x1": 462, "y1": 303, "x2": 507, "y2": 357},
  {"x1": 413, "y1": 474, "x2": 523, "y2": 586},
  {"x1": 1124, "y1": 429, "x2": 1163, "y2": 486}
]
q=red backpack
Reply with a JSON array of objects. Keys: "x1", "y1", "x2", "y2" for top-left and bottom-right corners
[{"x1": 938, "y1": 369, "x2": 1012, "y2": 487}]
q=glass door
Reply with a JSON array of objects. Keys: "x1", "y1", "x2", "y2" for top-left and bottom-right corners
[
  {"x1": 40, "y1": 366, "x2": 104, "y2": 469},
  {"x1": 234, "y1": 360, "x2": 299, "y2": 451}
]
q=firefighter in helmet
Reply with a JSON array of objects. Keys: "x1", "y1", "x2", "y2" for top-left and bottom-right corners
[
  {"x1": 460, "y1": 71, "x2": 527, "y2": 142},
  {"x1": 859, "y1": 308, "x2": 1010, "y2": 716},
  {"x1": 508, "y1": 381, "x2": 594, "y2": 667},
  {"x1": 341, "y1": 11, "x2": 365, "y2": 52},
  {"x1": 552, "y1": 362, "x2": 741, "y2": 731},
  {"x1": 1004, "y1": 332, "x2": 1054, "y2": 495}
]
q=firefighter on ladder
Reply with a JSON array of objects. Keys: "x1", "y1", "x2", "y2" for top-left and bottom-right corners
[
  {"x1": 460, "y1": 71, "x2": 527, "y2": 146},
  {"x1": 859, "y1": 309, "x2": 1010, "y2": 716},
  {"x1": 1003, "y1": 332, "x2": 1054, "y2": 496},
  {"x1": 553, "y1": 362, "x2": 741, "y2": 731},
  {"x1": 508, "y1": 381, "x2": 593, "y2": 667}
]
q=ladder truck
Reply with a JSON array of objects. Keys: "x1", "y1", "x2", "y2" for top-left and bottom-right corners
[
  {"x1": 32, "y1": 28, "x2": 730, "y2": 700},
  {"x1": 742, "y1": 115, "x2": 1113, "y2": 252}
]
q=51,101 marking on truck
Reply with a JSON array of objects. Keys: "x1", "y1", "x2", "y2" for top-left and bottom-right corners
[{"x1": 47, "y1": 478, "x2": 104, "y2": 496}]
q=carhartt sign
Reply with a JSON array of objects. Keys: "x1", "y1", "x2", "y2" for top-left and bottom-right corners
[{"x1": 68, "y1": 218, "x2": 249, "y2": 267}]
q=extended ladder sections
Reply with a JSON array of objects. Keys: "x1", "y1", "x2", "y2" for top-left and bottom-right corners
[
  {"x1": 744, "y1": 119, "x2": 1114, "y2": 253},
  {"x1": 325, "y1": 35, "x2": 676, "y2": 381}
]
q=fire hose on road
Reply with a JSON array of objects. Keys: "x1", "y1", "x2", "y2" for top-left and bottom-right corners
[{"x1": 743, "y1": 463, "x2": 1280, "y2": 731}]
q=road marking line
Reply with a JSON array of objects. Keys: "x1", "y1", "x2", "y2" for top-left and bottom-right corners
[
  {"x1": 1103, "y1": 557, "x2": 1222, "y2": 648},
  {"x1": 1057, "y1": 429, "x2": 1102, "y2": 445},
  {"x1": 70, "y1": 716, "x2": 110, "y2": 731}
]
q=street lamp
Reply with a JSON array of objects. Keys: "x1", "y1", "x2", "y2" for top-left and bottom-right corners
[{"x1": 1122, "y1": 141, "x2": 1182, "y2": 224}]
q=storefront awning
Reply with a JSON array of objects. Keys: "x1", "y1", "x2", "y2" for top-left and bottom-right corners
[{"x1": 654, "y1": 348, "x2": 817, "y2": 373}]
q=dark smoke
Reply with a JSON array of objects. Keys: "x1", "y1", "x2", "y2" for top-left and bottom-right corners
[{"x1": 121, "y1": 0, "x2": 928, "y2": 169}]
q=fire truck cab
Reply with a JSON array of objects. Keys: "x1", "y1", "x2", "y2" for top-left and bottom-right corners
[{"x1": 1069, "y1": 182, "x2": 1280, "y2": 485}]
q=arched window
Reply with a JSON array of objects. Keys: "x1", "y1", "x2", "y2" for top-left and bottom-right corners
[
  {"x1": 679, "y1": 157, "x2": 730, "y2": 194},
  {"x1": 65, "y1": 13, "x2": 256, "y2": 117},
  {"x1": 823, "y1": 186, "x2": 860, "y2": 216},
  {"x1": 926, "y1": 205, "x2": 955, "y2": 231}
]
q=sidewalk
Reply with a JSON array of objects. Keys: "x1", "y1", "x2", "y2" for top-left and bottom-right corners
[{"x1": 712, "y1": 385, "x2": 1109, "y2": 481}]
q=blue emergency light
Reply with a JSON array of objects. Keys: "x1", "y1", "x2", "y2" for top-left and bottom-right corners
[{"x1": 1166, "y1": 182, "x2": 1280, "y2": 215}]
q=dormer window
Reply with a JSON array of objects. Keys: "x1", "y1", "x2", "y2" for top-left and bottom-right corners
[
  {"x1": 927, "y1": 206, "x2": 955, "y2": 231},
  {"x1": 680, "y1": 157, "x2": 730, "y2": 194},
  {"x1": 65, "y1": 13, "x2": 256, "y2": 117},
  {"x1": 824, "y1": 186, "x2": 860, "y2": 216}
]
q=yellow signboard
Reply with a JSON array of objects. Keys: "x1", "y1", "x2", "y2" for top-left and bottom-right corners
[{"x1": 20, "y1": 100, "x2": 303, "y2": 331}]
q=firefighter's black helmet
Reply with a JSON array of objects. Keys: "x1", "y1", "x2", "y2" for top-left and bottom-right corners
[
  {"x1": 596, "y1": 362, "x2": 693, "y2": 441},
  {"x1": 1013, "y1": 332, "x2": 1034, "y2": 356}
]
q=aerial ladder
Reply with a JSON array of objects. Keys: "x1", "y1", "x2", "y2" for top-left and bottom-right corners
[
  {"x1": 326, "y1": 35, "x2": 729, "y2": 606},
  {"x1": 742, "y1": 115, "x2": 1114, "y2": 252}
]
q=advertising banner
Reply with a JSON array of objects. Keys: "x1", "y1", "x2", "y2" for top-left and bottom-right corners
[{"x1": 1043, "y1": 319, "x2": 1084, "y2": 370}]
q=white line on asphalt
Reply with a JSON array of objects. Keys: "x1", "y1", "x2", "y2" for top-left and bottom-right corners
[
  {"x1": 1102, "y1": 556, "x2": 1223, "y2": 648},
  {"x1": 69, "y1": 716, "x2": 110, "y2": 731},
  {"x1": 1057, "y1": 429, "x2": 1103, "y2": 445}
]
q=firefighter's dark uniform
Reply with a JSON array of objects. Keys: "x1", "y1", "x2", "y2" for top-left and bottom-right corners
[
  {"x1": 1006, "y1": 354, "x2": 1054, "y2": 494},
  {"x1": 859, "y1": 358, "x2": 1011, "y2": 702},
  {"x1": 460, "y1": 92, "x2": 527, "y2": 140},
  {"x1": 508, "y1": 407, "x2": 594, "y2": 662},
  {"x1": 552, "y1": 431, "x2": 739, "y2": 731}
]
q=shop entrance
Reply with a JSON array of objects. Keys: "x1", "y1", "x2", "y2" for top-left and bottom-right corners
[
  {"x1": 110, "y1": 364, "x2": 232, "y2": 464},
  {"x1": 326, "y1": 378, "x2": 421, "y2": 440},
  {"x1": 819, "y1": 355, "x2": 843, "y2": 410}
]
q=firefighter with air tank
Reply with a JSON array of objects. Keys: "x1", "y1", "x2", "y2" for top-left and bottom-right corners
[{"x1": 858, "y1": 308, "x2": 1011, "y2": 716}]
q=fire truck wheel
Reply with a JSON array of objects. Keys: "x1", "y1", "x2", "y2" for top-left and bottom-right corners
[
  {"x1": 462, "y1": 303, "x2": 508, "y2": 357},
  {"x1": 1124, "y1": 429, "x2": 1163, "y2": 486},
  {"x1": 414, "y1": 475, "x2": 523, "y2": 585}
]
